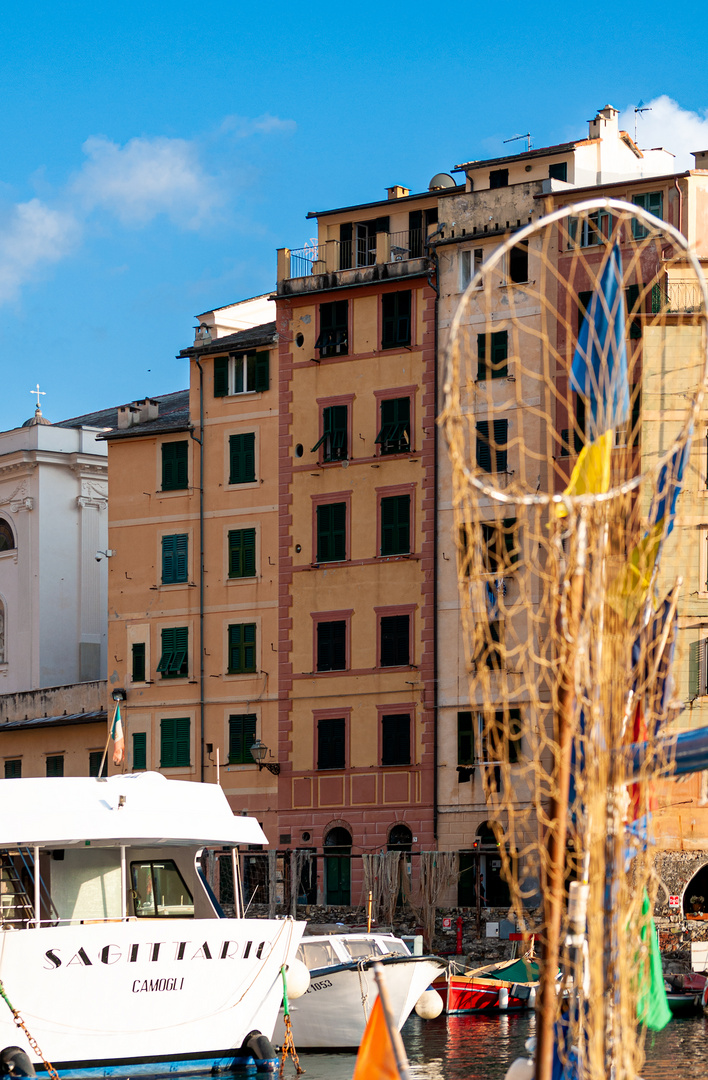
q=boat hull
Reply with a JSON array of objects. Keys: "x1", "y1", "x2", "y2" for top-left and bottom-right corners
[
  {"x1": 433, "y1": 972, "x2": 537, "y2": 1013},
  {"x1": 274, "y1": 955, "x2": 444, "y2": 1049},
  {"x1": 0, "y1": 917, "x2": 304, "y2": 1077}
]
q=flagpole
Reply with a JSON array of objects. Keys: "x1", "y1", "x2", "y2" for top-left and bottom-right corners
[
  {"x1": 372, "y1": 963, "x2": 412, "y2": 1080},
  {"x1": 98, "y1": 702, "x2": 118, "y2": 779}
]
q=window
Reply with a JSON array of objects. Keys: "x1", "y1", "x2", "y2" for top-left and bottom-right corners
[
  {"x1": 476, "y1": 419, "x2": 508, "y2": 473},
  {"x1": 568, "y1": 212, "x2": 610, "y2": 248},
  {"x1": 228, "y1": 528, "x2": 256, "y2": 579},
  {"x1": 161, "y1": 534, "x2": 188, "y2": 584},
  {"x1": 229, "y1": 433, "x2": 256, "y2": 484},
  {"x1": 549, "y1": 161, "x2": 568, "y2": 182},
  {"x1": 577, "y1": 290, "x2": 593, "y2": 334},
  {"x1": 316, "y1": 502, "x2": 346, "y2": 562},
  {"x1": 0, "y1": 519, "x2": 15, "y2": 552},
  {"x1": 380, "y1": 614, "x2": 410, "y2": 667},
  {"x1": 317, "y1": 717, "x2": 346, "y2": 770},
  {"x1": 311, "y1": 405, "x2": 348, "y2": 462},
  {"x1": 460, "y1": 248, "x2": 483, "y2": 290},
  {"x1": 228, "y1": 623, "x2": 257, "y2": 674},
  {"x1": 338, "y1": 217, "x2": 388, "y2": 269},
  {"x1": 484, "y1": 621, "x2": 504, "y2": 669},
  {"x1": 632, "y1": 192, "x2": 663, "y2": 239},
  {"x1": 508, "y1": 243, "x2": 528, "y2": 283},
  {"x1": 214, "y1": 351, "x2": 269, "y2": 396},
  {"x1": 228, "y1": 714, "x2": 257, "y2": 764},
  {"x1": 157, "y1": 627, "x2": 188, "y2": 679},
  {"x1": 380, "y1": 494, "x2": 410, "y2": 556},
  {"x1": 625, "y1": 283, "x2": 643, "y2": 340},
  {"x1": 130, "y1": 859, "x2": 193, "y2": 918},
  {"x1": 4, "y1": 760, "x2": 21, "y2": 779},
  {"x1": 689, "y1": 638, "x2": 708, "y2": 698},
  {"x1": 161, "y1": 441, "x2": 188, "y2": 491},
  {"x1": 477, "y1": 330, "x2": 508, "y2": 380},
  {"x1": 486, "y1": 709, "x2": 523, "y2": 763},
  {"x1": 132, "y1": 732, "x2": 147, "y2": 771},
  {"x1": 131, "y1": 642, "x2": 146, "y2": 683},
  {"x1": 479, "y1": 518, "x2": 520, "y2": 573},
  {"x1": 46, "y1": 755, "x2": 64, "y2": 777},
  {"x1": 89, "y1": 751, "x2": 108, "y2": 777},
  {"x1": 381, "y1": 714, "x2": 411, "y2": 766},
  {"x1": 381, "y1": 291, "x2": 411, "y2": 349},
  {"x1": 317, "y1": 621, "x2": 347, "y2": 672},
  {"x1": 560, "y1": 394, "x2": 586, "y2": 457},
  {"x1": 458, "y1": 711, "x2": 475, "y2": 765},
  {"x1": 376, "y1": 397, "x2": 411, "y2": 455},
  {"x1": 315, "y1": 301, "x2": 348, "y2": 358},
  {"x1": 489, "y1": 169, "x2": 508, "y2": 189},
  {"x1": 160, "y1": 718, "x2": 191, "y2": 768}
]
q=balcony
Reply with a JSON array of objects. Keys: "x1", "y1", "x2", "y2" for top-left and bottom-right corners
[
  {"x1": 277, "y1": 229, "x2": 429, "y2": 295},
  {"x1": 652, "y1": 281, "x2": 705, "y2": 314}
]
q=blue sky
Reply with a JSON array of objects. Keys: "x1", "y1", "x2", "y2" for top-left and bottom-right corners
[{"x1": 2, "y1": 0, "x2": 708, "y2": 430}]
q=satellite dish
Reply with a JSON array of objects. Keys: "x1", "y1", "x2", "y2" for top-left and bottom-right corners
[{"x1": 428, "y1": 173, "x2": 456, "y2": 191}]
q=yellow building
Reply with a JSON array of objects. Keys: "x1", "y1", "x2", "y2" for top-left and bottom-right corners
[{"x1": 104, "y1": 325, "x2": 280, "y2": 842}]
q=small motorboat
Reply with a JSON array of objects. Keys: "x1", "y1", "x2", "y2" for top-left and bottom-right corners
[
  {"x1": 273, "y1": 930, "x2": 445, "y2": 1049},
  {"x1": 434, "y1": 955, "x2": 540, "y2": 1013},
  {"x1": 664, "y1": 971, "x2": 706, "y2": 1016}
]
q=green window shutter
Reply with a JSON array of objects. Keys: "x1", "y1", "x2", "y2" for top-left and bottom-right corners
[
  {"x1": 647, "y1": 191, "x2": 663, "y2": 219},
  {"x1": 317, "y1": 718, "x2": 346, "y2": 770},
  {"x1": 161, "y1": 719, "x2": 176, "y2": 767},
  {"x1": 502, "y1": 518, "x2": 520, "y2": 567},
  {"x1": 317, "y1": 502, "x2": 346, "y2": 562},
  {"x1": 477, "y1": 333, "x2": 487, "y2": 380},
  {"x1": 132, "y1": 732, "x2": 147, "y2": 770},
  {"x1": 491, "y1": 331, "x2": 508, "y2": 376},
  {"x1": 476, "y1": 421, "x2": 492, "y2": 472},
  {"x1": 317, "y1": 620, "x2": 346, "y2": 671},
  {"x1": 508, "y1": 709, "x2": 522, "y2": 763},
  {"x1": 162, "y1": 441, "x2": 188, "y2": 491},
  {"x1": 381, "y1": 494, "x2": 410, "y2": 556},
  {"x1": 229, "y1": 433, "x2": 256, "y2": 484},
  {"x1": 689, "y1": 640, "x2": 706, "y2": 698},
  {"x1": 493, "y1": 419, "x2": 508, "y2": 472},
  {"x1": 457, "y1": 711, "x2": 474, "y2": 765},
  {"x1": 132, "y1": 642, "x2": 146, "y2": 683},
  {"x1": 577, "y1": 291, "x2": 593, "y2": 334},
  {"x1": 228, "y1": 714, "x2": 257, "y2": 764},
  {"x1": 626, "y1": 283, "x2": 642, "y2": 339},
  {"x1": 214, "y1": 356, "x2": 229, "y2": 397},
  {"x1": 381, "y1": 292, "x2": 411, "y2": 349},
  {"x1": 574, "y1": 396, "x2": 586, "y2": 454},
  {"x1": 89, "y1": 750, "x2": 107, "y2": 777},
  {"x1": 254, "y1": 351, "x2": 270, "y2": 392},
  {"x1": 381, "y1": 714, "x2": 410, "y2": 766},
  {"x1": 175, "y1": 718, "x2": 190, "y2": 766},
  {"x1": 4, "y1": 760, "x2": 21, "y2": 779},
  {"x1": 395, "y1": 291, "x2": 411, "y2": 345},
  {"x1": 631, "y1": 386, "x2": 641, "y2": 447},
  {"x1": 158, "y1": 627, "x2": 188, "y2": 678},
  {"x1": 46, "y1": 755, "x2": 64, "y2": 777},
  {"x1": 316, "y1": 405, "x2": 347, "y2": 461},
  {"x1": 162, "y1": 534, "x2": 188, "y2": 584},
  {"x1": 228, "y1": 623, "x2": 257, "y2": 673},
  {"x1": 228, "y1": 528, "x2": 256, "y2": 578},
  {"x1": 376, "y1": 397, "x2": 410, "y2": 454}
]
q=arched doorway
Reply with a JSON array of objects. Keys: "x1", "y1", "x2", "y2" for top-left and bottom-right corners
[
  {"x1": 477, "y1": 821, "x2": 511, "y2": 907},
  {"x1": 388, "y1": 823, "x2": 413, "y2": 907},
  {"x1": 324, "y1": 827, "x2": 352, "y2": 905},
  {"x1": 683, "y1": 863, "x2": 708, "y2": 916}
]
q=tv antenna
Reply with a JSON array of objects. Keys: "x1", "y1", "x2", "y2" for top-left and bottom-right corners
[
  {"x1": 503, "y1": 132, "x2": 532, "y2": 153},
  {"x1": 634, "y1": 100, "x2": 652, "y2": 143}
]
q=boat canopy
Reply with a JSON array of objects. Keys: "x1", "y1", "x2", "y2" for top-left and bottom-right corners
[{"x1": 0, "y1": 772, "x2": 268, "y2": 848}]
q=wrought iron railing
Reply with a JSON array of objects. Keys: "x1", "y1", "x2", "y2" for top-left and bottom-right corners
[{"x1": 284, "y1": 228, "x2": 427, "y2": 279}]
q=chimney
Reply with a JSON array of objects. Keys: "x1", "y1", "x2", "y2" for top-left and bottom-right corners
[
  {"x1": 692, "y1": 150, "x2": 708, "y2": 170},
  {"x1": 387, "y1": 185, "x2": 410, "y2": 200},
  {"x1": 117, "y1": 405, "x2": 141, "y2": 429},
  {"x1": 588, "y1": 104, "x2": 619, "y2": 141},
  {"x1": 136, "y1": 398, "x2": 160, "y2": 423}
]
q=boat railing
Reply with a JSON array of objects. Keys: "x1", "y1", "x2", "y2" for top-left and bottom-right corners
[{"x1": 1, "y1": 914, "x2": 140, "y2": 929}]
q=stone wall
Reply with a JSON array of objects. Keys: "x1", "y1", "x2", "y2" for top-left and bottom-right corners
[{"x1": 0, "y1": 680, "x2": 106, "y2": 722}]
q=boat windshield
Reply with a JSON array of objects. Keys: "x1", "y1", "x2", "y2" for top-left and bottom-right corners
[
  {"x1": 342, "y1": 938, "x2": 383, "y2": 959},
  {"x1": 297, "y1": 940, "x2": 340, "y2": 968},
  {"x1": 130, "y1": 860, "x2": 194, "y2": 918},
  {"x1": 376, "y1": 938, "x2": 410, "y2": 957}
]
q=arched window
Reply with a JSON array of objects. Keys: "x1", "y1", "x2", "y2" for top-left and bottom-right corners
[
  {"x1": 683, "y1": 864, "x2": 708, "y2": 916},
  {"x1": 324, "y1": 827, "x2": 352, "y2": 906},
  {"x1": 0, "y1": 519, "x2": 15, "y2": 553},
  {"x1": 387, "y1": 823, "x2": 413, "y2": 851}
]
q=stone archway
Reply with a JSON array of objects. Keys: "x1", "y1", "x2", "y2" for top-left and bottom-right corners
[{"x1": 683, "y1": 861, "x2": 708, "y2": 916}]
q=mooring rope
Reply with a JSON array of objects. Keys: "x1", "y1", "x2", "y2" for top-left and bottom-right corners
[
  {"x1": 278, "y1": 966, "x2": 303, "y2": 1079},
  {"x1": 0, "y1": 978, "x2": 60, "y2": 1080}
]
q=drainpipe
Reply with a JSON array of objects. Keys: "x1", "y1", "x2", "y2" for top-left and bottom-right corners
[
  {"x1": 425, "y1": 223, "x2": 444, "y2": 843},
  {"x1": 192, "y1": 360, "x2": 206, "y2": 783},
  {"x1": 674, "y1": 177, "x2": 684, "y2": 237}
]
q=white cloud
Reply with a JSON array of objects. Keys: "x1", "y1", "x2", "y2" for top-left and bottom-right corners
[
  {"x1": 0, "y1": 199, "x2": 80, "y2": 304},
  {"x1": 73, "y1": 134, "x2": 221, "y2": 229},
  {"x1": 218, "y1": 113, "x2": 297, "y2": 138},
  {"x1": 620, "y1": 96, "x2": 708, "y2": 170}
]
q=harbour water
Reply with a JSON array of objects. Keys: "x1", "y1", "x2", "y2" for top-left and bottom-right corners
[{"x1": 286, "y1": 1011, "x2": 708, "y2": 1080}]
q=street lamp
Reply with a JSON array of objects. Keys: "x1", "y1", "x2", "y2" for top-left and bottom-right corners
[{"x1": 250, "y1": 739, "x2": 280, "y2": 775}]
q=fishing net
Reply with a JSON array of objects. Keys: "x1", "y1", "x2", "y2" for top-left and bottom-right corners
[{"x1": 441, "y1": 197, "x2": 708, "y2": 1080}]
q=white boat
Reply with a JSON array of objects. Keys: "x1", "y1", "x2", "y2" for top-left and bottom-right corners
[
  {"x1": 273, "y1": 931, "x2": 445, "y2": 1049},
  {"x1": 0, "y1": 773, "x2": 305, "y2": 1078}
]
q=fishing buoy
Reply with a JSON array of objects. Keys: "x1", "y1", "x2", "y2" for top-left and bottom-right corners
[
  {"x1": 498, "y1": 987, "x2": 509, "y2": 1011},
  {"x1": 527, "y1": 987, "x2": 536, "y2": 1010},
  {"x1": 0, "y1": 1047, "x2": 35, "y2": 1078},
  {"x1": 284, "y1": 959, "x2": 310, "y2": 1000},
  {"x1": 414, "y1": 988, "x2": 443, "y2": 1019},
  {"x1": 503, "y1": 1057, "x2": 534, "y2": 1080}
]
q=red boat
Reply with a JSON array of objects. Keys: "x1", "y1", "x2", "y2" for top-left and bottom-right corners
[{"x1": 434, "y1": 956, "x2": 540, "y2": 1013}]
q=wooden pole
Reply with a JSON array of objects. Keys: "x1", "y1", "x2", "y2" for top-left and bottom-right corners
[
  {"x1": 535, "y1": 516, "x2": 587, "y2": 1080},
  {"x1": 372, "y1": 963, "x2": 412, "y2": 1080},
  {"x1": 367, "y1": 890, "x2": 373, "y2": 932}
]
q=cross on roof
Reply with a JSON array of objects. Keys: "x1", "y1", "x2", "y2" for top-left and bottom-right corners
[{"x1": 30, "y1": 384, "x2": 46, "y2": 409}]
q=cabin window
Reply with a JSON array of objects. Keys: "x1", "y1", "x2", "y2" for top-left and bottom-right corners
[{"x1": 130, "y1": 859, "x2": 194, "y2": 918}]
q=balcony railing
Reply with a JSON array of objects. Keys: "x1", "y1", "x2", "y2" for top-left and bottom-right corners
[
  {"x1": 652, "y1": 281, "x2": 705, "y2": 314},
  {"x1": 280, "y1": 228, "x2": 428, "y2": 280}
]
